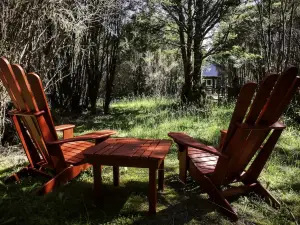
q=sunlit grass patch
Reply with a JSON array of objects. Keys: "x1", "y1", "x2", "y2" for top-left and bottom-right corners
[{"x1": 1, "y1": 97, "x2": 300, "y2": 224}]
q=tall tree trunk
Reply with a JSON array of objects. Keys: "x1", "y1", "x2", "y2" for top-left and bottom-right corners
[
  {"x1": 177, "y1": 0, "x2": 193, "y2": 103},
  {"x1": 193, "y1": 0, "x2": 203, "y2": 85},
  {"x1": 104, "y1": 36, "x2": 120, "y2": 114}
]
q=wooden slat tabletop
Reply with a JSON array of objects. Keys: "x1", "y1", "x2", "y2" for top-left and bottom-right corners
[{"x1": 83, "y1": 138, "x2": 172, "y2": 161}]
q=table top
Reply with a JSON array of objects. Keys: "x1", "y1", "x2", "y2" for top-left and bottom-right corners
[
  {"x1": 84, "y1": 138, "x2": 172, "y2": 168},
  {"x1": 84, "y1": 138, "x2": 172, "y2": 159}
]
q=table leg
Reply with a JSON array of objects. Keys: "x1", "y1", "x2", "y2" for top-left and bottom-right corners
[
  {"x1": 158, "y1": 161, "x2": 164, "y2": 191},
  {"x1": 93, "y1": 163, "x2": 102, "y2": 202},
  {"x1": 113, "y1": 166, "x2": 119, "y2": 186},
  {"x1": 149, "y1": 167, "x2": 157, "y2": 214}
]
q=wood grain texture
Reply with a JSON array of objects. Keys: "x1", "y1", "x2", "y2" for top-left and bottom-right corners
[
  {"x1": 0, "y1": 57, "x2": 115, "y2": 195},
  {"x1": 148, "y1": 168, "x2": 157, "y2": 214},
  {"x1": 84, "y1": 138, "x2": 172, "y2": 214},
  {"x1": 168, "y1": 132, "x2": 227, "y2": 158},
  {"x1": 222, "y1": 82, "x2": 257, "y2": 150},
  {"x1": 168, "y1": 67, "x2": 300, "y2": 220}
]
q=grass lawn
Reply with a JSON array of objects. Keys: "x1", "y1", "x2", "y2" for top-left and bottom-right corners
[{"x1": 0, "y1": 97, "x2": 299, "y2": 225}]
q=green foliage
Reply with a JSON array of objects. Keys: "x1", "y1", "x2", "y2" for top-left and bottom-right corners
[
  {"x1": 115, "y1": 5, "x2": 181, "y2": 97},
  {"x1": 213, "y1": 0, "x2": 300, "y2": 87},
  {"x1": 214, "y1": 45, "x2": 262, "y2": 69}
]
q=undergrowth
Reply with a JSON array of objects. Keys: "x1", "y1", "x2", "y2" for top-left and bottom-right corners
[{"x1": 0, "y1": 97, "x2": 299, "y2": 225}]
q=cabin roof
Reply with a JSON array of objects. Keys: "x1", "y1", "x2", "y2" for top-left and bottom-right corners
[{"x1": 202, "y1": 64, "x2": 219, "y2": 77}]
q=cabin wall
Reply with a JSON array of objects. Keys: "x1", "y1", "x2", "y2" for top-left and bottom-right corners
[{"x1": 204, "y1": 77, "x2": 218, "y2": 94}]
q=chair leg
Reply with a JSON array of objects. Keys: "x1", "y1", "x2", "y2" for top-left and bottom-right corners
[
  {"x1": 113, "y1": 166, "x2": 119, "y2": 186},
  {"x1": 203, "y1": 178, "x2": 238, "y2": 220},
  {"x1": 93, "y1": 163, "x2": 103, "y2": 203},
  {"x1": 158, "y1": 161, "x2": 164, "y2": 191},
  {"x1": 253, "y1": 181, "x2": 280, "y2": 209},
  {"x1": 178, "y1": 145, "x2": 188, "y2": 184},
  {"x1": 204, "y1": 177, "x2": 238, "y2": 221},
  {"x1": 189, "y1": 163, "x2": 238, "y2": 221},
  {"x1": 36, "y1": 163, "x2": 91, "y2": 195},
  {"x1": 5, "y1": 166, "x2": 32, "y2": 182},
  {"x1": 148, "y1": 167, "x2": 157, "y2": 214},
  {"x1": 5, "y1": 165, "x2": 52, "y2": 183}
]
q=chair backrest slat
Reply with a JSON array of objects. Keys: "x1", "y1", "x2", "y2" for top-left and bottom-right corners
[
  {"x1": 11, "y1": 65, "x2": 39, "y2": 111},
  {"x1": 213, "y1": 67, "x2": 299, "y2": 186},
  {"x1": 0, "y1": 57, "x2": 59, "y2": 165},
  {"x1": 27, "y1": 72, "x2": 58, "y2": 141},
  {"x1": 223, "y1": 74, "x2": 279, "y2": 181},
  {"x1": 231, "y1": 69, "x2": 300, "y2": 178},
  {"x1": 221, "y1": 83, "x2": 257, "y2": 151},
  {"x1": 0, "y1": 67, "x2": 19, "y2": 108},
  {"x1": 258, "y1": 67, "x2": 299, "y2": 125},
  {"x1": 245, "y1": 74, "x2": 278, "y2": 125},
  {"x1": 212, "y1": 83, "x2": 257, "y2": 185},
  {"x1": 9, "y1": 65, "x2": 52, "y2": 162},
  {"x1": 273, "y1": 77, "x2": 300, "y2": 120},
  {"x1": 0, "y1": 58, "x2": 27, "y2": 110},
  {"x1": 0, "y1": 58, "x2": 51, "y2": 162},
  {"x1": 13, "y1": 65, "x2": 59, "y2": 157}
]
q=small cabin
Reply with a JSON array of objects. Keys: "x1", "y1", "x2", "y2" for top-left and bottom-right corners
[{"x1": 202, "y1": 64, "x2": 219, "y2": 94}]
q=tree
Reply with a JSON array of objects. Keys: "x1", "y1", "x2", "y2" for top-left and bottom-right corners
[
  {"x1": 212, "y1": 0, "x2": 300, "y2": 91},
  {"x1": 0, "y1": 0, "x2": 125, "y2": 114},
  {"x1": 162, "y1": 0, "x2": 240, "y2": 103}
]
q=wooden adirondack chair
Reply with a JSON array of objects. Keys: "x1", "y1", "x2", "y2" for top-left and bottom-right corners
[
  {"x1": 168, "y1": 67, "x2": 300, "y2": 220},
  {"x1": 0, "y1": 57, "x2": 116, "y2": 195}
]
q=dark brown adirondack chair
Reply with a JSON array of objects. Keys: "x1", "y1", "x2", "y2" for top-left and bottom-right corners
[
  {"x1": 0, "y1": 57, "x2": 116, "y2": 195},
  {"x1": 168, "y1": 67, "x2": 300, "y2": 220}
]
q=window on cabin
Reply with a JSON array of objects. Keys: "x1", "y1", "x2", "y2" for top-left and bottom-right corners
[{"x1": 206, "y1": 79, "x2": 212, "y2": 86}]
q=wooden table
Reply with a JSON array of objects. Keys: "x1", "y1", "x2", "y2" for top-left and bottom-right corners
[{"x1": 83, "y1": 138, "x2": 172, "y2": 214}]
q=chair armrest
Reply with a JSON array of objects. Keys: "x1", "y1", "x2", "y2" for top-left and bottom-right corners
[
  {"x1": 55, "y1": 124, "x2": 75, "y2": 131},
  {"x1": 168, "y1": 132, "x2": 228, "y2": 158},
  {"x1": 55, "y1": 124, "x2": 75, "y2": 139},
  {"x1": 46, "y1": 130, "x2": 117, "y2": 145}
]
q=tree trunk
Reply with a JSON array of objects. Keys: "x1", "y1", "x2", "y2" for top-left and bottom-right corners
[
  {"x1": 104, "y1": 37, "x2": 120, "y2": 114},
  {"x1": 193, "y1": 0, "x2": 203, "y2": 85},
  {"x1": 178, "y1": 0, "x2": 194, "y2": 103}
]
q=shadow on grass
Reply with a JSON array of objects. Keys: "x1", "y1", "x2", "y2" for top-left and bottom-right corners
[
  {"x1": 85, "y1": 110, "x2": 139, "y2": 131},
  {"x1": 57, "y1": 108, "x2": 149, "y2": 134},
  {"x1": 275, "y1": 147, "x2": 300, "y2": 164},
  {"x1": 131, "y1": 198, "x2": 217, "y2": 225},
  {"x1": 0, "y1": 164, "x2": 23, "y2": 176},
  {"x1": 55, "y1": 100, "x2": 215, "y2": 136},
  {"x1": 0, "y1": 167, "x2": 221, "y2": 225}
]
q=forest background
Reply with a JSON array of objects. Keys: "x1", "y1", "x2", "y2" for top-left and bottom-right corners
[
  {"x1": 0, "y1": 0, "x2": 300, "y2": 144},
  {"x1": 1, "y1": 1, "x2": 300, "y2": 224}
]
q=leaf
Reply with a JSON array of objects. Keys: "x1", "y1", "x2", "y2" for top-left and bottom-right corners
[
  {"x1": 0, "y1": 217, "x2": 16, "y2": 225},
  {"x1": 0, "y1": 181, "x2": 7, "y2": 190},
  {"x1": 58, "y1": 192, "x2": 64, "y2": 201}
]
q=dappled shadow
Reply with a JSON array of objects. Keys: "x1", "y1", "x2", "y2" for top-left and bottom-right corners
[
  {"x1": 0, "y1": 164, "x2": 23, "y2": 176},
  {"x1": 131, "y1": 174, "x2": 229, "y2": 225},
  {"x1": 0, "y1": 164, "x2": 227, "y2": 225},
  {"x1": 55, "y1": 101, "x2": 219, "y2": 136},
  {"x1": 274, "y1": 147, "x2": 300, "y2": 165},
  {"x1": 290, "y1": 182, "x2": 300, "y2": 192},
  {"x1": 2, "y1": 145, "x2": 297, "y2": 224},
  {"x1": 2, "y1": 98, "x2": 299, "y2": 224},
  {"x1": 131, "y1": 197, "x2": 219, "y2": 225},
  {"x1": 154, "y1": 101, "x2": 214, "y2": 117},
  {"x1": 58, "y1": 108, "x2": 143, "y2": 134}
]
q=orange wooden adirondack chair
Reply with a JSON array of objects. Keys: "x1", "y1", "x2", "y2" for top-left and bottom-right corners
[
  {"x1": 0, "y1": 57, "x2": 116, "y2": 195},
  {"x1": 168, "y1": 67, "x2": 299, "y2": 220}
]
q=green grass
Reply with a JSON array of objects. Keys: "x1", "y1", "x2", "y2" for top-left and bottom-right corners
[{"x1": 0, "y1": 97, "x2": 299, "y2": 224}]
